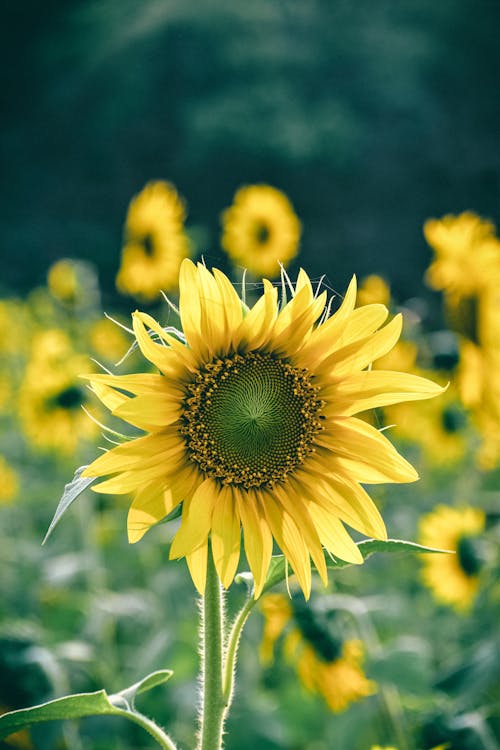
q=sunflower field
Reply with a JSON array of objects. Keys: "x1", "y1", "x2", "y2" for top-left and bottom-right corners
[{"x1": 2, "y1": 4, "x2": 500, "y2": 750}]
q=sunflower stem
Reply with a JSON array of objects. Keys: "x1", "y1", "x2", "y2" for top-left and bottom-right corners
[{"x1": 198, "y1": 552, "x2": 226, "y2": 750}]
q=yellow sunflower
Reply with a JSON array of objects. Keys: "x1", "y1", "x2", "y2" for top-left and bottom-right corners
[
  {"x1": 260, "y1": 593, "x2": 376, "y2": 712},
  {"x1": 357, "y1": 275, "x2": 391, "y2": 307},
  {"x1": 18, "y1": 330, "x2": 98, "y2": 455},
  {"x1": 221, "y1": 184, "x2": 301, "y2": 277},
  {"x1": 116, "y1": 181, "x2": 190, "y2": 301},
  {"x1": 419, "y1": 506, "x2": 485, "y2": 611},
  {"x1": 424, "y1": 212, "x2": 500, "y2": 302},
  {"x1": 82, "y1": 260, "x2": 442, "y2": 597}
]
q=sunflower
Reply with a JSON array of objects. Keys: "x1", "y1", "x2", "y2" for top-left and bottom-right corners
[
  {"x1": 424, "y1": 212, "x2": 500, "y2": 303},
  {"x1": 419, "y1": 506, "x2": 485, "y2": 611},
  {"x1": 116, "y1": 181, "x2": 190, "y2": 301},
  {"x1": 357, "y1": 275, "x2": 391, "y2": 307},
  {"x1": 82, "y1": 260, "x2": 442, "y2": 597},
  {"x1": 260, "y1": 593, "x2": 376, "y2": 712},
  {"x1": 221, "y1": 184, "x2": 301, "y2": 277},
  {"x1": 18, "y1": 330, "x2": 98, "y2": 455}
]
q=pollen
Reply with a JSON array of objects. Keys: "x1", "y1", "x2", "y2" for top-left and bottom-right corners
[{"x1": 180, "y1": 351, "x2": 324, "y2": 489}]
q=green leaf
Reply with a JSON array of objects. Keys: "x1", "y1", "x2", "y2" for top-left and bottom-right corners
[
  {"x1": 256, "y1": 538, "x2": 450, "y2": 597},
  {"x1": 112, "y1": 669, "x2": 174, "y2": 709},
  {"x1": 0, "y1": 670, "x2": 174, "y2": 741},
  {"x1": 43, "y1": 465, "x2": 96, "y2": 544}
]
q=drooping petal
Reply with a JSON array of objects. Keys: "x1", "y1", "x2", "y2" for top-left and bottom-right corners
[
  {"x1": 236, "y1": 491, "x2": 273, "y2": 597},
  {"x1": 211, "y1": 485, "x2": 241, "y2": 589},
  {"x1": 274, "y1": 484, "x2": 327, "y2": 586},
  {"x1": 169, "y1": 478, "x2": 218, "y2": 559},
  {"x1": 261, "y1": 490, "x2": 312, "y2": 598},
  {"x1": 186, "y1": 541, "x2": 208, "y2": 595},
  {"x1": 128, "y1": 485, "x2": 178, "y2": 543}
]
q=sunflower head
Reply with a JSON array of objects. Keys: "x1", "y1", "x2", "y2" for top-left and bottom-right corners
[
  {"x1": 260, "y1": 592, "x2": 376, "y2": 712},
  {"x1": 419, "y1": 505, "x2": 486, "y2": 611},
  {"x1": 83, "y1": 260, "x2": 443, "y2": 597},
  {"x1": 19, "y1": 330, "x2": 98, "y2": 455},
  {"x1": 424, "y1": 211, "x2": 500, "y2": 301},
  {"x1": 221, "y1": 184, "x2": 301, "y2": 277},
  {"x1": 116, "y1": 181, "x2": 190, "y2": 301}
]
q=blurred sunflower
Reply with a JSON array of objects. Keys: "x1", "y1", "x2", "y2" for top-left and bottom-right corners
[
  {"x1": 87, "y1": 317, "x2": 130, "y2": 363},
  {"x1": 221, "y1": 184, "x2": 301, "y2": 277},
  {"x1": 116, "y1": 181, "x2": 190, "y2": 301},
  {"x1": 0, "y1": 456, "x2": 19, "y2": 503},
  {"x1": 357, "y1": 274, "x2": 391, "y2": 307},
  {"x1": 419, "y1": 506, "x2": 485, "y2": 611},
  {"x1": 47, "y1": 258, "x2": 100, "y2": 310},
  {"x1": 18, "y1": 330, "x2": 98, "y2": 455},
  {"x1": 260, "y1": 593, "x2": 376, "y2": 712},
  {"x1": 82, "y1": 260, "x2": 442, "y2": 597},
  {"x1": 424, "y1": 212, "x2": 500, "y2": 303}
]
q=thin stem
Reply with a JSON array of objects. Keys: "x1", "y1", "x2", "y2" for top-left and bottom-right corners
[
  {"x1": 198, "y1": 552, "x2": 226, "y2": 750},
  {"x1": 222, "y1": 597, "x2": 255, "y2": 705},
  {"x1": 113, "y1": 707, "x2": 178, "y2": 750}
]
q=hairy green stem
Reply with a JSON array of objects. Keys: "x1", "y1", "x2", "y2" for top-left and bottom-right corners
[
  {"x1": 222, "y1": 597, "x2": 255, "y2": 705},
  {"x1": 112, "y1": 707, "x2": 178, "y2": 750},
  {"x1": 198, "y1": 553, "x2": 226, "y2": 750}
]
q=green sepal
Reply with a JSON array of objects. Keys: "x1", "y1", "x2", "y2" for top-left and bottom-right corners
[
  {"x1": 43, "y1": 465, "x2": 96, "y2": 544},
  {"x1": 0, "y1": 669, "x2": 173, "y2": 740},
  {"x1": 239, "y1": 538, "x2": 451, "y2": 598}
]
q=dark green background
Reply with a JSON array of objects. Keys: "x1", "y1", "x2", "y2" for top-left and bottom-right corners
[{"x1": 3, "y1": 0, "x2": 500, "y2": 306}]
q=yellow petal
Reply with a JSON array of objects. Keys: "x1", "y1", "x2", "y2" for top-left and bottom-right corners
[
  {"x1": 211, "y1": 485, "x2": 241, "y2": 589},
  {"x1": 236, "y1": 491, "x2": 273, "y2": 598},
  {"x1": 300, "y1": 276, "x2": 357, "y2": 366},
  {"x1": 296, "y1": 469, "x2": 387, "y2": 539},
  {"x1": 322, "y1": 369, "x2": 446, "y2": 416},
  {"x1": 237, "y1": 279, "x2": 278, "y2": 350},
  {"x1": 113, "y1": 393, "x2": 181, "y2": 428},
  {"x1": 316, "y1": 418, "x2": 419, "y2": 483},
  {"x1": 186, "y1": 541, "x2": 208, "y2": 595},
  {"x1": 127, "y1": 485, "x2": 177, "y2": 543},
  {"x1": 169, "y1": 478, "x2": 217, "y2": 559},
  {"x1": 274, "y1": 484, "x2": 328, "y2": 586},
  {"x1": 261, "y1": 490, "x2": 312, "y2": 599},
  {"x1": 316, "y1": 314, "x2": 403, "y2": 380},
  {"x1": 132, "y1": 312, "x2": 188, "y2": 377},
  {"x1": 83, "y1": 372, "x2": 168, "y2": 395},
  {"x1": 89, "y1": 381, "x2": 129, "y2": 412},
  {"x1": 178, "y1": 259, "x2": 205, "y2": 358},
  {"x1": 304, "y1": 503, "x2": 363, "y2": 564},
  {"x1": 83, "y1": 433, "x2": 182, "y2": 477}
]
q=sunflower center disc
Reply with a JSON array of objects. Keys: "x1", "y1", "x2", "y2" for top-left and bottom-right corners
[{"x1": 181, "y1": 352, "x2": 323, "y2": 488}]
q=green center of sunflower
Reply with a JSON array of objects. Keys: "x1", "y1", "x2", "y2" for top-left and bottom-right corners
[
  {"x1": 254, "y1": 221, "x2": 271, "y2": 245},
  {"x1": 441, "y1": 404, "x2": 466, "y2": 433},
  {"x1": 47, "y1": 385, "x2": 85, "y2": 411},
  {"x1": 291, "y1": 597, "x2": 342, "y2": 663},
  {"x1": 181, "y1": 352, "x2": 323, "y2": 489},
  {"x1": 457, "y1": 534, "x2": 483, "y2": 577}
]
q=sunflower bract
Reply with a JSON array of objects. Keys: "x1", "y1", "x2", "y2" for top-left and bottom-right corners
[{"x1": 82, "y1": 260, "x2": 443, "y2": 598}]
